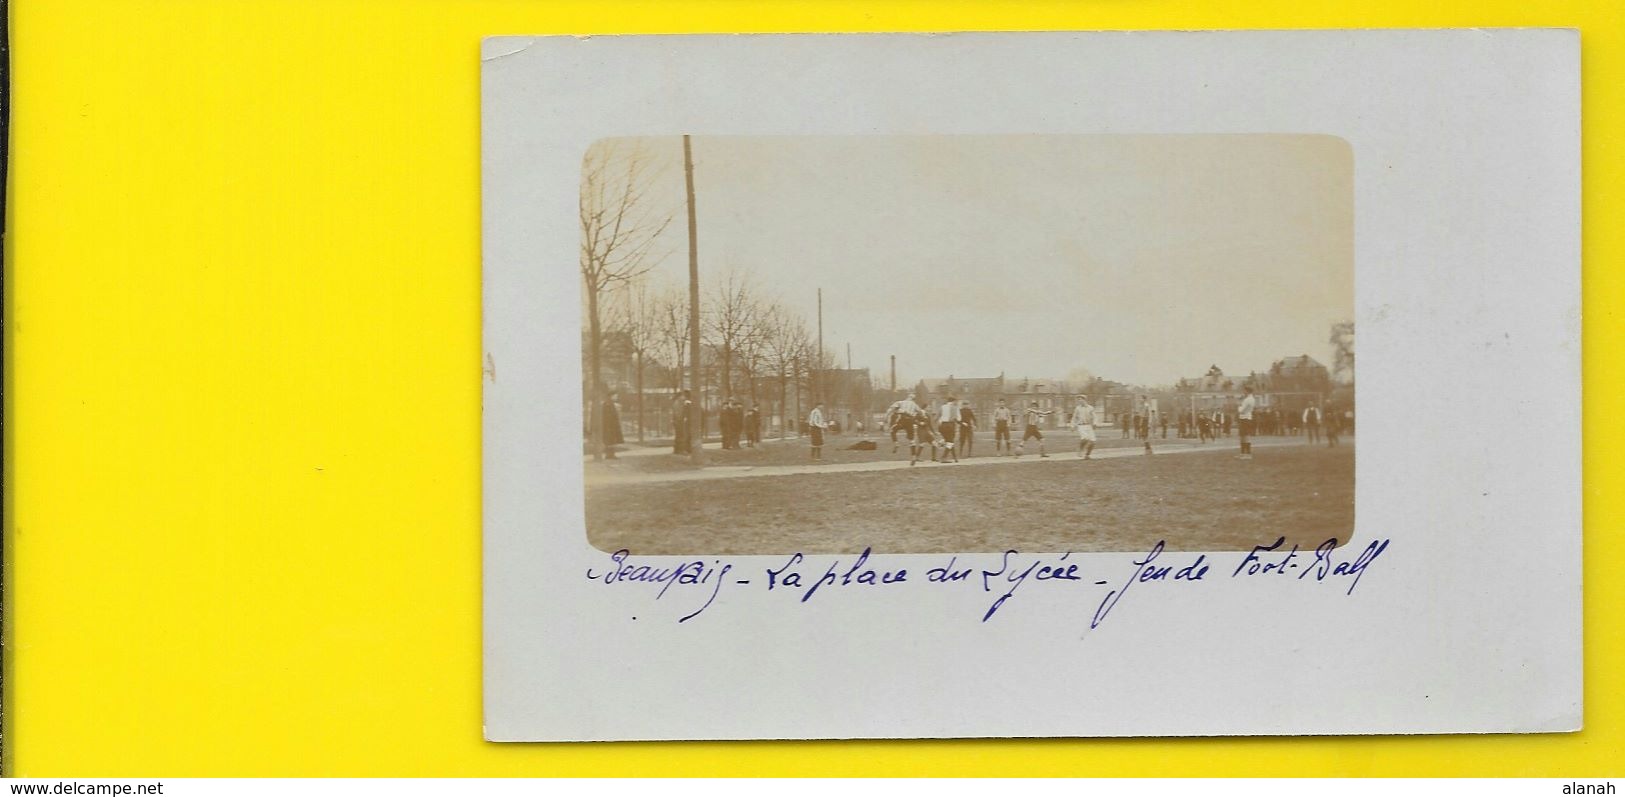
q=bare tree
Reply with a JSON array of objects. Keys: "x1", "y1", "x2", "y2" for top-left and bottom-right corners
[
  {"x1": 609, "y1": 279, "x2": 666, "y2": 442},
  {"x1": 653, "y1": 285, "x2": 689, "y2": 395},
  {"x1": 1329, "y1": 321, "x2": 1356, "y2": 384},
  {"x1": 580, "y1": 141, "x2": 674, "y2": 459},
  {"x1": 703, "y1": 268, "x2": 765, "y2": 404},
  {"x1": 761, "y1": 305, "x2": 812, "y2": 439},
  {"x1": 737, "y1": 318, "x2": 769, "y2": 409}
]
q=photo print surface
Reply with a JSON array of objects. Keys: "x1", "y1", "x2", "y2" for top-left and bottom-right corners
[{"x1": 580, "y1": 134, "x2": 1355, "y2": 556}]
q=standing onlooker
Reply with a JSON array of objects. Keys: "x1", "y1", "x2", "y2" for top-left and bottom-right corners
[
  {"x1": 731, "y1": 398, "x2": 744, "y2": 448},
  {"x1": 1236, "y1": 386, "x2": 1257, "y2": 460},
  {"x1": 717, "y1": 399, "x2": 729, "y2": 449},
  {"x1": 959, "y1": 400, "x2": 978, "y2": 457},
  {"x1": 671, "y1": 391, "x2": 693, "y2": 454},
  {"x1": 600, "y1": 392, "x2": 624, "y2": 459},
  {"x1": 807, "y1": 402, "x2": 831, "y2": 461},
  {"x1": 745, "y1": 403, "x2": 762, "y2": 448},
  {"x1": 1159, "y1": 410, "x2": 1169, "y2": 439},
  {"x1": 1138, "y1": 395, "x2": 1155, "y2": 455},
  {"x1": 720, "y1": 399, "x2": 739, "y2": 449},
  {"x1": 1303, "y1": 403, "x2": 1323, "y2": 445}
]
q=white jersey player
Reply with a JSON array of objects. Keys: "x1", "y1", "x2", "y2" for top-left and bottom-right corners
[{"x1": 1072, "y1": 396, "x2": 1097, "y2": 459}]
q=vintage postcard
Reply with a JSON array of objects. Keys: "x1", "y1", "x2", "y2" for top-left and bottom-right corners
[{"x1": 482, "y1": 30, "x2": 1580, "y2": 741}]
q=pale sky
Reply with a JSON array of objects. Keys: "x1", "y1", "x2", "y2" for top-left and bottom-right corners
[{"x1": 595, "y1": 135, "x2": 1352, "y2": 387}]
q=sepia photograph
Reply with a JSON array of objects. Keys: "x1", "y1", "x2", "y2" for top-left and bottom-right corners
[{"x1": 580, "y1": 134, "x2": 1355, "y2": 555}]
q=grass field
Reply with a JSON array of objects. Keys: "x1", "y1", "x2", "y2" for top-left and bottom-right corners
[{"x1": 585, "y1": 443, "x2": 1354, "y2": 555}]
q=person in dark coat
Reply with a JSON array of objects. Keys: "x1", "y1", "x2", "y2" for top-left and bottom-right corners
[
  {"x1": 958, "y1": 401, "x2": 978, "y2": 457},
  {"x1": 672, "y1": 391, "x2": 692, "y2": 454},
  {"x1": 733, "y1": 400, "x2": 746, "y2": 447},
  {"x1": 718, "y1": 399, "x2": 736, "y2": 449},
  {"x1": 728, "y1": 399, "x2": 744, "y2": 449},
  {"x1": 600, "y1": 392, "x2": 624, "y2": 458},
  {"x1": 744, "y1": 404, "x2": 762, "y2": 447}
]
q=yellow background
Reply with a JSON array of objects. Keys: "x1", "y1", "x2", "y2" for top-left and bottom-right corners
[{"x1": 5, "y1": 0, "x2": 1620, "y2": 777}]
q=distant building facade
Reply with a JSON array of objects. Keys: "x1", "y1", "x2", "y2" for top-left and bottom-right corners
[{"x1": 909, "y1": 374, "x2": 1118, "y2": 428}]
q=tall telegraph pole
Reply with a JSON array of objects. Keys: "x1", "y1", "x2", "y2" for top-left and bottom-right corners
[
  {"x1": 816, "y1": 288, "x2": 824, "y2": 406},
  {"x1": 684, "y1": 135, "x2": 703, "y2": 464}
]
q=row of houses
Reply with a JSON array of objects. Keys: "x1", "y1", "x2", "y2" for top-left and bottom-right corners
[{"x1": 874, "y1": 355, "x2": 1340, "y2": 429}]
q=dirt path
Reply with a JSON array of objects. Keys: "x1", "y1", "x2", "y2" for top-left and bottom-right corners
[{"x1": 584, "y1": 437, "x2": 1327, "y2": 486}]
